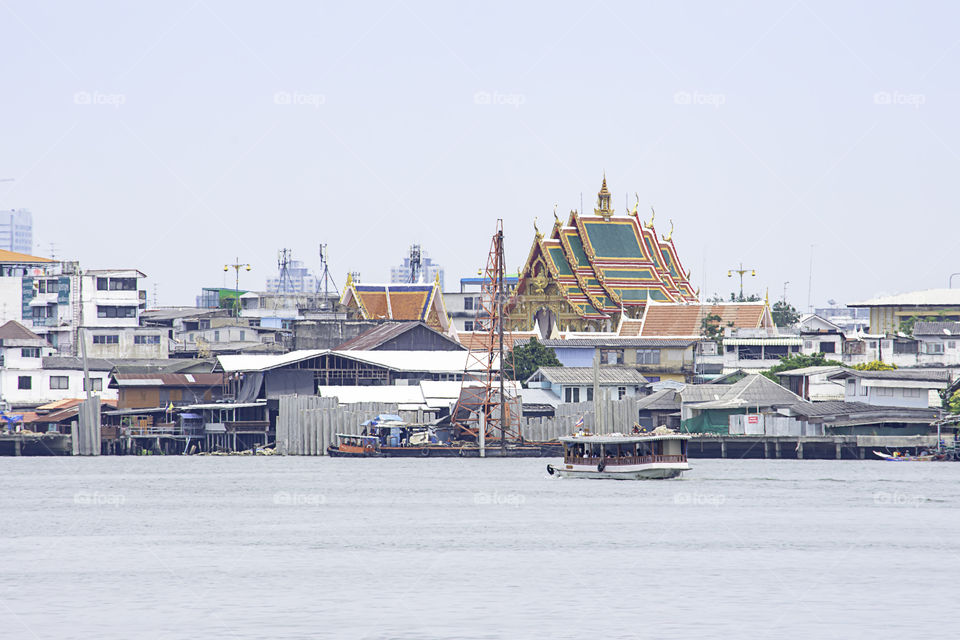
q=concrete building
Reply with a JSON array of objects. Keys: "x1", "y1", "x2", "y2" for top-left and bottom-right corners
[
  {"x1": 912, "y1": 322, "x2": 960, "y2": 366},
  {"x1": 0, "y1": 209, "x2": 33, "y2": 254},
  {"x1": 0, "y1": 321, "x2": 115, "y2": 408},
  {"x1": 849, "y1": 289, "x2": 960, "y2": 335},
  {"x1": 525, "y1": 366, "x2": 648, "y2": 403},
  {"x1": 827, "y1": 369, "x2": 951, "y2": 409}
]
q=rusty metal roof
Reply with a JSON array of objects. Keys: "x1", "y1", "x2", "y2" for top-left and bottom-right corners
[{"x1": 111, "y1": 373, "x2": 225, "y2": 387}]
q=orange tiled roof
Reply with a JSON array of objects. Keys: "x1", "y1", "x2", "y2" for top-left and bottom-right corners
[
  {"x1": 342, "y1": 282, "x2": 448, "y2": 332},
  {"x1": 639, "y1": 303, "x2": 770, "y2": 337},
  {"x1": 456, "y1": 331, "x2": 539, "y2": 351},
  {"x1": 0, "y1": 249, "x2": 55, "y2": 264},
  {"x1": 618, "y1": 319, "x2": 643, "y2": 336}
]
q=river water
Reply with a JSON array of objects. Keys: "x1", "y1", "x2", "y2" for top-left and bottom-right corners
[{"x1": 1, "y1": 457, "x2": 957, "y2": 639}]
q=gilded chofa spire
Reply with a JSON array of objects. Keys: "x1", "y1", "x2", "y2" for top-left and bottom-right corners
[{"x1": 594, "y1": 173, "x2": 614, "y2": 218}]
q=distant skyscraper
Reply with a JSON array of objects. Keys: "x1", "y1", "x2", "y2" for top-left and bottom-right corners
[
  {"x1": 0, "y1": 209, "x2": 33, "y2": 254},
  {"x1": 266, "y1": 255, "x2": 320, "y2": 293},
  {"x1": 390, "y1": 244, "x2": 444, "y2": 289}
]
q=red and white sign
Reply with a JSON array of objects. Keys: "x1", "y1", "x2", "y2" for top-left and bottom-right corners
[{"x1": 747, "y1": 415, "x2": 759, "y2": 424}]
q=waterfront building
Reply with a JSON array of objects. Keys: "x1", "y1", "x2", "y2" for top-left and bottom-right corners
[
  {"x1": 0, "y1": 321, "x2": 116, "y2": 408},
  {"x1": 827, "y1": 368, "x2": 951, "y2": 409},
  {"x1": 525, "y1": 365, "x2": 648, "y2": 403},
  {"x1": 507, "y1": 176, "x2": 698, "y2": 334},
  {"x1": 390, "y1": 245, "x2": 444, "y2": 290},
  {"x1": 0, "y1": 209, "x2": 33, "y2": 254}
]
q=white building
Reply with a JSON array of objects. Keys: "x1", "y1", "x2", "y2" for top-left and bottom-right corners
[
  {"x1": 390, "y1": 245, "x2": 444, "y2": 290},
  {"x1": 0, "y1": 209, "x2": 33, "y2": 254},
  {"x1": 827, "y1": 369, "x2": 950, "y2": 409},
  {"x1": 912, "y1": 322, "x2": 960, "y2": 366},
  {"x1": 266, "y1": 256, "x2": 320, "y2": 294},
  {"x1": 0, "y1": 321, "x2": 115, "y2": 408},
  {"x1": 525, "y1": 366, "x2": 649, "y2": 403}
]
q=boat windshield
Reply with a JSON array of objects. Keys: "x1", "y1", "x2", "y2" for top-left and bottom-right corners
[{"x1": 563, "y1": 439, "x2": 686, "y2": 464}]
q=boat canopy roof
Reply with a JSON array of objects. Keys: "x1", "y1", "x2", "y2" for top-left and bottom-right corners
[
  {"x1": 336, "y1": 433, "x2": 380, "y2": 441},
  {"x1": 559, "y1": 432, "x2": 690, "y2": 444}
]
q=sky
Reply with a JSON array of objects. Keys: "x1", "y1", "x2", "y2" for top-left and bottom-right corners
[{"x1": 1, "y1": 1, "x2": 958, "y2": 309}]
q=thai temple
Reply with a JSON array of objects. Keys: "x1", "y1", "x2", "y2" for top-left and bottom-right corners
[
  {"x1": 340, "y1": 274, "x2": 451, "y2": 334},
  {"x1": 506, "y1": 176, "x2": 699, "y2": 335}
]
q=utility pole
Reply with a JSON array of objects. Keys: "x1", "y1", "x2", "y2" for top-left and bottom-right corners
[
  {"x1": 727, "y1": 262, "x2": 756, "y2": 301},
  {"x1": 782, "y1": 281, "x2": 790, "y2": 305},
  {"x1": 224, "y1": 258, "x2": 251, "y2": 317}
]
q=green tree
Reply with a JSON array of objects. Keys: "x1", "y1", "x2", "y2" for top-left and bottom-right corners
[
  {"x1": 761, "y1": 352, "x2": 844, "y2": 381},
  {"x1": 506, "y1": 337, "x2": 561, "y2": 383},
  {"x1": 899, "y1": 312, "x2": 946, "y2": 337},
  {"x1": 700, "y1": 313, "x2": 724, "y2": 342},
  {"x1": 771, "y1": 301, "x2": 800, "y2": 327},
  {"x1": 853, "y1": 360, "x2": 897, "y2": 371},
  {"x1": 947, "y1": 390, "x2": 960, "y2": 414}
]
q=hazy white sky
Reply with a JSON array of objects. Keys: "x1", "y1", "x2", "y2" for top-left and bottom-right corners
[{"x1": 2, "y1": 1, "x2": 958, "y2": 308}]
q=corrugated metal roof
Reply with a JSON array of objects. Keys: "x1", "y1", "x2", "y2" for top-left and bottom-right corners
[
  {"x1": 112, "y1": 373, "x2": 225, "y2": 387},
  {"x1": 217, "y1": 350, "x2": 328, "y2": 372},
  {"x1": 723, "y1": 337, "x2": 804, "y2": 346},
  {"x1": 333, "y1": 350, "x2": 490, "y2": 373},
  {"x1": 776, "y1": 366, "x2": 846, "y2": 377},
  {"x1": 849, "y1": 289, "x2": 960, "y2": 307},
  {"x1": 532, "y1": 337, "x2": 699, "y2": 348},
  {"x1": 337, "y1": 321, "x2": 463, "y2": 351},
  {"x1": 913, "y1": 321, "x2": 960, "y2": 336},
  {"x1": 528, "y1": 366, "x2": 648, "y2": 385},
  {"x1": 635, "y1": 389, "x2": 681, "y2": 411},
  {"x1": 827, "y1": 369, "x2": 951, "y2": 382}
]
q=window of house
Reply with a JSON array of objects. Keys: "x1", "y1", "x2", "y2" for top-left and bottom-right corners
[
  {"x1": 464, "y1": 321, "x2": 474, "y2": 331},
  {"x1": 587, "y1": 387, "x2": 594, "y2": 401},
  {"x1": 96, "y1": 277, "x2": 108, "y2": 290},
  {"x1": 725, "y1": 345, "x2": 735, "y2": 353},
  {"x1": 214, "y1": 330, "x2": 220, "y2": 341},
  {"x1": 636, "y1": 348, "x2": 660, "y2": 365},
  {"x1": 108, "y1": 278, "x2": 137, "y2": 290},
  {"x1": 860, "y1": 383, "x2": 868, "y2": 396},
  {"x1": 876, "y1": 387, "x2": 894, "y2": 396},
  {"x1": 464, "y1": 297, "x2": 474, "y2": 311},
  {"x1": 21, "y1": 347, "x2": 41, "y2": 358},
  {"x1": 84, "y1": 378, "x2": 103, "y2": 392},
  {"x1": 925, "y1": 342, "x2": 944, "y2": 354},
  {"x1": 18, "y1": 376, "x2": 32, "y2": 390},
  {"x1": 903, "y1": 388, "x2": 923, "y2": 398},
  {"x1": 239, "y1": 331, "x2": 246, "y2": 341},
  {"x1": 618, "y1": 386, "x2": 627, "y2": 399},
  {"x1": 134, "y1": 335, "x2": 161, "y2": 345},
  {"x1": 804, "y1": 341, "x2": 813, "y2": 350},
  {"x1": 948, "y1": 341, "x2": 956, "y2": 349},
  {"x1": 564, "y1": 387, "x2": 580, "y2": 403},
  {"x1": 820, "y1": 342, "x2": 836, "y2": 353},
  {"x1": 49, "y1": 376, "x2": 69, "y2": 390},
  {"x1": 847, "y1": 379, "x2": 856, "y2": 393},
  {"x1": 600, "y1": 349, "x2": 624, "y2": 365},
  {"x1": 97, "y1": 306, "x2": 137, "y2": 319},
  {"x1": 868, "y1": 341, "x2": 877, "y2": 349},
  {"x1": 92, "y1": 335, "x2": 119, "y2": 344}
]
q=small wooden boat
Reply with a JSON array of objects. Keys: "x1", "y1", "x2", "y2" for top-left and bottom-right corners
[
  {"x1": 547, "y1": 429, "x2": 691, "y2": 480},
  {"x1": 873, "y1": 450, "x2": 937, "y2": 462}
]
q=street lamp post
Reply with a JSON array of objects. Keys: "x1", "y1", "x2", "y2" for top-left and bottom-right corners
[
  {"x1": 727, "y1": 262, "x2": 757, "y2": 301},
  {"x1": 224, "y1": 258, "x2": 251, "y2": 317},
  {"x1": 950, "y1": 273, "x2": 960, "y2": 289}
]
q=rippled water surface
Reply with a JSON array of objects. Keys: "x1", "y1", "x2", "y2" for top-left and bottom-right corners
[{"x1": 2, "y1": 457, "x2": 958, "y2": 639}]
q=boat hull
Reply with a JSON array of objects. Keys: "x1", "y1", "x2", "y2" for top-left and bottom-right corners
[
  {"x1": 326, "y1": 444, "x2": 558, "y2": 458},
  {"x1": 548, "y1": 462, "x2": 689, "y2": 480}
]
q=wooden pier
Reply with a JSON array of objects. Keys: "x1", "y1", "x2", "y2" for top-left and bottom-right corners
[{"x1": 686, "y1": 435, "x2": 941, "y2": 460}]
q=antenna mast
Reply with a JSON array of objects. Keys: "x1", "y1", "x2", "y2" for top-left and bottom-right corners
[
  {"x1": 451, "y1": 219, "x2": 522, "y2": 448},
  {"x1": 316, "y1": 243, "x2": 340, "y2": 310},
  {"x1": 409, "y1": 244, "x2": 422, "y2": 283}
]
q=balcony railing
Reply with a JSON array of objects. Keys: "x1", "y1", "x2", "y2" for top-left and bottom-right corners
[{"x1": 565, "y1": 454, "x2": 687, "y2": 465}]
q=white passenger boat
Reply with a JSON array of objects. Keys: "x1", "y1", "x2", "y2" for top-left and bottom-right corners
[{"x1": 547, "y1": 429, "x2": 691, "y2": 480}]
